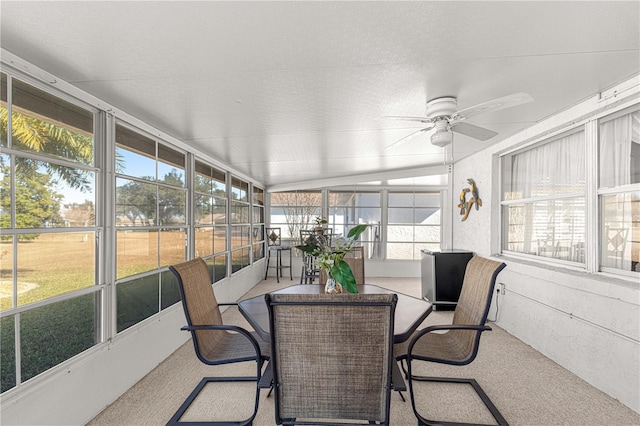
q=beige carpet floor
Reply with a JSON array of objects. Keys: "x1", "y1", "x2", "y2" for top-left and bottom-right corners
[{"x1": 88, "y1": 277, "x2": 640, "y2": 426}]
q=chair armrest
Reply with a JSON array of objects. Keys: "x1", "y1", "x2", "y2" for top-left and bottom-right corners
[
  {"x1": 408, "y1": 324, "x2": 492, "y2": 354},
  {"x1": 431, "y1": 301, "x2": 456, "y2": 308},
  {"x1": 180, "y1": 324, "x2": 265, "y2": 359},
  {"x1": 418, "y1": 324, "x2": 492, "y2": 333}
]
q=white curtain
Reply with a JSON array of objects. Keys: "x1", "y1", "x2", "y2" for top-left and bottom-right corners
[
  {"x1": 599, "y1": 110, "x2": 638, "y2": 271},
  {"x1": 599, "y1": 111, "x2": 639, "y2": 188},
  {"x1": 509, "y1": 132, "x2": 586, "y2": 260},
  {"x1": 511, "y1": 131, "x2": 585, "y2": 199}
]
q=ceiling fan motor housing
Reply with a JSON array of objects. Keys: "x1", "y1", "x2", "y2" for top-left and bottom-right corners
[{"x1": 425, "y1": 96, "x2": 458, "y2": 119}]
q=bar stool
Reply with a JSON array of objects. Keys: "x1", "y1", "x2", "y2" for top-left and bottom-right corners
[{"x1": 264, "y1": 227, "x2": 292, "y2": 283}]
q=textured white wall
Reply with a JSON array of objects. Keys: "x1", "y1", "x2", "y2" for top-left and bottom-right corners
[{"x1": 452, "y1": 78, "x2": 640, "y2": 413}]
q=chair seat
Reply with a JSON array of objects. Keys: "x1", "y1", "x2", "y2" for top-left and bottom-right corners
[
  {"x1": 198, "y1": 330, "x2": 271, "y2": 364},
  {"x1": 396, "y1": 330, "x2": 472, "y2": 365}
]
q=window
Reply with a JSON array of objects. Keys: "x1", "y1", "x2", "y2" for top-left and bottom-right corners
[
  {"x1": 194, "y1": 160, "x2": 228, "y2": 282},
  {"x1": 252, "y1": 186, "x2": 265, "y2": 262},
  {"x1": 0, "y1": 60, "x2": 274, "y2": 397},
  {"x1": 230, "y1": 176, "x2": 250, "y2": 272},
  {"x1": 0, "y1": 73, "x2": 99, "y2": 392},
  {"x1": 268, "y1": 189, "x2": 443, "y2": 260},
  {"x1": 269, "y1": 191, "x2": 322, "y2": 245},
  {"x1": 115, "y1": 124, "x2": 185, "y2": 332},
  {"x1": 501, "y1": 104, "x2": 640, "y2": 278},
  {"x1": 501, "y1": 129, "x2": 586, "y2": 263},
  {"x1": 598, "y1": 107, "x2": 639, "y2": 274},
  {"x1": 328, "y1": 191, "x2": 382, "y2": 259},
  {"x1": 387, "y1": 192, "x2": 441, "y2": 260}
]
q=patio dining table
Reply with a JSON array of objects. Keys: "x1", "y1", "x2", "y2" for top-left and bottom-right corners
[{"x1": 237, "y1": 284, "x2": 433, "y2": 391}]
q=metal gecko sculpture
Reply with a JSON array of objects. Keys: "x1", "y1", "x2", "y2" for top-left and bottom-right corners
[{"x1": 458, "y1": 178, "x2": 482, "y2": 221}]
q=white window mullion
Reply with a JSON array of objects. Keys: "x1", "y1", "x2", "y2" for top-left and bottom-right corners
[
  {"x1": 381, "y1": 189, "x2": 388, "y2": 260},
  {"x1": 104, "y1": 111, "x2": 117, "y2": 342},
  {"x1": 585, "y1": 119, "x2": 599, "y2": 273}
]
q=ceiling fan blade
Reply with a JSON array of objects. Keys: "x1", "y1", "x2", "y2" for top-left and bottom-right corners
[
  {"x1": 451, "y1": 122, "x2": 498, "y2": 141},
  {"x1": 385, "y1": 126, "x2": 434, "y2": 150},
  {"x1": 382, "y1": 115, "x2": 435, "y2": 124},
  {"x1": 454, "y1": 92, "x2": 533, "y2": 120}
]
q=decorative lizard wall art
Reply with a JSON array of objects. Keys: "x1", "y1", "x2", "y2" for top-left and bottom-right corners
[{"x1": 458, "y1": 178, "x2": 482, "y2": 221}]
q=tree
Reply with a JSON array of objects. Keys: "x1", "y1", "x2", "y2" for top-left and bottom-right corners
[
  {"x1": 270, "y1": 191, "x2": 322, "y2": 240},
  {"x1": 1, "y1": 105, "x2": 94, "y2": 237},
  {"x1": 158, "y1": 170, "x2": 185, "y2": 225},
  {"x1": 115, "y1": 170, "x2": 185, "y2": 226},
  {"x1": 0, "y1": 157, "x2": 64, "y2": 239},
  {"x1": 116, "y1": 178, "x2": 156, "y2": 226},
  {"x1": 0, "y1": 108, "x2": 93, "y2": 192}
]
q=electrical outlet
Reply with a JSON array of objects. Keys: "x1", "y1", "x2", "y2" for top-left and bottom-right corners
[{"x1": 499, "y1": 283, "x2": 506, "y2": 295}]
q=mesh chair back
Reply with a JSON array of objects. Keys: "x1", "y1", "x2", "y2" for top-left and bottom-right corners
[
  {"x1": 450, "y1": 256, "x2": 506, "y2": 362},
  {"x1": 170, "y1": 258, "x2": 229, "y2": 363},
  {"x1": 266, "y1": 293, "x2": 397, "y2": 425}
]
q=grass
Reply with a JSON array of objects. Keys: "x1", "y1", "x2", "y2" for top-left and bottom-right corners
[
  {"x1": 0, "y1": 232, "x2": 256, "y2": 393},
  {"x1": 0, "y1": 234, "x2": 95, "y2": 311}
]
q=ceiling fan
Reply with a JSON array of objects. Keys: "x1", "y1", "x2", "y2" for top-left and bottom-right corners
[{"x1": 384, "y1": 92, "x2": 533, "y2": 149}]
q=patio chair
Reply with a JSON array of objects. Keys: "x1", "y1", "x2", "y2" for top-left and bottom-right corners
[
  {"x1": 395, "y1": 255, "x2": 508, "y2": 426},
  {"x1": 265, "y1": 292, "x2": 397, "y2": 426},
  {"x1": 168, "y1": 257, "x2": 270, "y2": 426}
]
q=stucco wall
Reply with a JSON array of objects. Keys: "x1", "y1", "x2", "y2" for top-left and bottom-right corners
[{"x1": 451, "y1": 78, "x2": 640, "y2": 412}]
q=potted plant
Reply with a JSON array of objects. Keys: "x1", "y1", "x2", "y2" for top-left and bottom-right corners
[
  {"x1": 313, "y1": 216, "x2": 328, "y2": 233},
  {"x1": 296, "y1": 224, "x2": 368, "y2": 294}
]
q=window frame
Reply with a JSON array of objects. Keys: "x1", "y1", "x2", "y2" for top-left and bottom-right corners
[
  {"x1": 387, "y1": 191, "x2": 442, "y2": 260},
  {"x1": 113, "y1": 121, "x2": 188, "y2": 332},
  {"x1": 499, "y1": 102, "x2": 640, "y2": 279},
  {"x1": 0, "y1": 70, "x2": 103, "y2": 393},
  {"x1": 268, "y1": 190, "x2": 323, "y2": 247},
  {"x1": 597, "y1": 105, "x2": 640, "y2": 278}
]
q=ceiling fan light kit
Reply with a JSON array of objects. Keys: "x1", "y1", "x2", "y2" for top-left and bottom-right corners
[
  {"x1": 430, "y1": 119, "x2": 453, "y2": 147},
  {"x1": 430, "y1": 128, "x2": 453, "y2": 147}
]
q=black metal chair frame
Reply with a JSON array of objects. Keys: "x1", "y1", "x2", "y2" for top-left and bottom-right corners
[{"x1": 168, "y1": 260, "x2": 268, "y2": 426}]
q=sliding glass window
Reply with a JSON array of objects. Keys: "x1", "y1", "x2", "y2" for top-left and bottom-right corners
[
  {"x1": 252, "y1": 186, "x2": 265, "y2": 262},
  {"x1": 194, "y1": 160, "x2": 227, "y2": 282},
  {"x1": 0, "y1": 72, "x2": 99, "y2": 392},
  {"x1": 387, "y1": 192, "x2": 441, "y2": 260},
  {"x1": 501, "y1": 129, "x2": 586, "y2": 264},
  {"x1": 598, "y1": 106, "x2": 639, "y2": 275},
  {"x1": 269, "y1": 190, "x2": 322, "y2": 247},
  {"x1": 114, "y1": 123, "x2": 186, "y2": 332},
  {"x1": 230, "y1": 176, "x2": 250, "y2": 272},
  {"x1": 328, "y1": 191, "x2": 381, "y2": 259}
]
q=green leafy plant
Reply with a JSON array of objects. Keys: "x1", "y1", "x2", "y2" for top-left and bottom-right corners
[
  {"x1": 296, "y1": 224, "x2": 368, "y2": 294},
  {"x1": 314, "y1": 216, "x2": 328, "y2": 226}
]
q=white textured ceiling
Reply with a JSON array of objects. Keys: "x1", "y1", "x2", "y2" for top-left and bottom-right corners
[{"x1": 1, "y1": 1, "x2": 639, "y2": 190}]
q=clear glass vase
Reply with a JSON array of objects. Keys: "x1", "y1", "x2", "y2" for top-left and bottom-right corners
[{"x1": 324, "y1": 274, "x2": 343, "y2": 294}]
